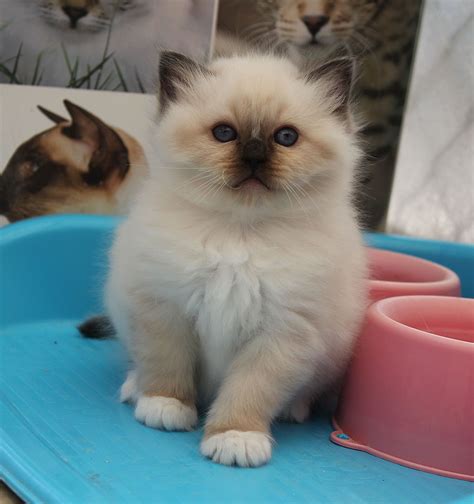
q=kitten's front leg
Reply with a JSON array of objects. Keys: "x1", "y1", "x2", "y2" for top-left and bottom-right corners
[
  {"x1": 127, "y1": 298, "x2": 198, "y2": 432},
  {"x1": 201, "y1": 324, "x2": 319, "y2": 467}
]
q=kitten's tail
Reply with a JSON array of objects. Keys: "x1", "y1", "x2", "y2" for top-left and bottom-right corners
[{"x1": 78, "y1": 315, "x2": 115, "y2": 339}]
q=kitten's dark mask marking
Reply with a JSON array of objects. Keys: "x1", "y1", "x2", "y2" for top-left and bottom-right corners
[
  {"x1": 234, "y1": 137, "x2": 272, "y2": 189},
  {"x1": 156, "y1": 51, "x2": 355, "y2": 195},
  {"x1": 0, "y1": 99, "x2": 130, "y2": 222}
]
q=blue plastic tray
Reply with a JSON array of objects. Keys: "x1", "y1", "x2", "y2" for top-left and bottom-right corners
[{"x1": 1, "y1": 215, "x2": 473, "y2": 503}]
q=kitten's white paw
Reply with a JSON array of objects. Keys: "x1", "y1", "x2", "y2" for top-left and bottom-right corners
[
  {"x1": 134, "y1": 396, "x2": 197, "y2": 431},
  {"x1": 120, "y1": 371, "x2": 138, "y2": 403},
  {"x1": 201, "y1": 430, "x2": 272, "y2": 467}
]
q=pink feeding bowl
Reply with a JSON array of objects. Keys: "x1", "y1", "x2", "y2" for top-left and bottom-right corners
[
  {"x1": 331, "y1": 295, "x2": 474, "y2": 481},
  {"x1": 367, "y1": 248, "x2": 461, "y2": 302}
]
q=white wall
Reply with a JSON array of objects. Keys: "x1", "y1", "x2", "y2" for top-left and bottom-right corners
[{"x1": 387, "y1": 0, "x2": 474, "y2": 243}]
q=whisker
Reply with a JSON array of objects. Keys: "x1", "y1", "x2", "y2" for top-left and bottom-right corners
[
  {"x1": 292, "y1": 181, "x2": 320, "y2": 213},
  {"x1": 192, "y1": 174, "x2": 223, "y2": 204},
  {"x1": 286, "y1": 182, "x2": 311, "y2": 223},
  {"x1": 220, "y1": 170, "x2": 234, "y2": 190},
  {"x1": 246, "y1": 29, "x2": 278, "y2": 46},
  {"x1": 190, "y1": 182, "x2": 218, "y2": 204},
  {"x1": 243, "y1": 27, "x2": 271, "y2": 39},
  {"x1": 281, "y1": 183, "x2": 294, "y2": 210},
  {"x1": 207, "y1": 181, "x2": 226, "y2": 202},
  {"x1": 131, "y1": 162, "x2": 204, "y2": 172},
  {"x1": 241, "y1": 21, "x2": 273, "y2": 36},
  {"x1": 173, "y1": 171, "x2": 217, "y2": 193}
]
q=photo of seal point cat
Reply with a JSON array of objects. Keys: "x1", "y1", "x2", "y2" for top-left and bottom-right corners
[{"x1": 0, "y1": 100, "x2": 148, "y2": 222}]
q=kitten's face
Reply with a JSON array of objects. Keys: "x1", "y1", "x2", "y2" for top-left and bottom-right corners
[
  {"x1": 34, "y1": 0, "x2": 150, "y2": 32},
  {"x1": 155, "y1": 53, "x2": 358, "y2": 215},
  {"x1": 267, "y1": 0, "x2": 381, "y2": 50}
]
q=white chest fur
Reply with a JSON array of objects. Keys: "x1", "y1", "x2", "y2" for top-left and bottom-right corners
[
  {"x1": 181, "y1": 234, "x2": 265, "y2": 399},
  {"x1": 111, "y1": 196, "x2": 351, "y2": 404}
]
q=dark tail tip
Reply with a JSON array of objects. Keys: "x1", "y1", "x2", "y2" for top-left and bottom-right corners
[{"x1": 78, "y1": 315, "x2": 115, "y2": 339}]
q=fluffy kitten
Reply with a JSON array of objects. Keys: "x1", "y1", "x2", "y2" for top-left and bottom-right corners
[
  {"x1": 106, "y1": 50, "x2": 367, "y2": 467},
  {"x1": 0, "y1": 0, "x2": 208, "y2": 92}
]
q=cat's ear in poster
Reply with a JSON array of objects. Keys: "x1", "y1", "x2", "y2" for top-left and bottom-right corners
[
  {"x1": 158, "y1": 51, "x2": 209, "y2": 112},
  {"x1": 62, "y1": 100, "x2": 130, "y2": 186},
  {"x1": 37, "y1": 106, "x2": 68, "y2": 124},
  {"x1": 62, "y1": 100, "x2": 105, "y2": 145}
]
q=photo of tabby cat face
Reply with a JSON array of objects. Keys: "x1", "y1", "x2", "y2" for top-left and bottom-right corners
[
  {"x1": 261, "y1": 0, "x2": 383, "y2": 47},
  {"x1": 252, "y1": 0, "x2": 385, "y2": 55},
  {"x1": 36, "y1": 0, "x2": 152, "y2": 32},
  {"x1": 0, "y1": 0, "x2": 216, "y2": 92},
  {"x1": 0, "y1": 100, "x2": 147, "y2": 222}
]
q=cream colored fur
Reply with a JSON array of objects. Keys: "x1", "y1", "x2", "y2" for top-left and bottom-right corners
[{"x1": 106, "y1": 52, "x2": 367, "y2": 467}]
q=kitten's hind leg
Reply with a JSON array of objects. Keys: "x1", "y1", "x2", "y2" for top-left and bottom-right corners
[
  {"x1": 129, "y1": 298, "x2": 198, "y2": 432},
  {"x1": 120, "y1": 370, "x2": 138, "y2": 403},
  {"x1": 278, "y1": 390, "x2": 313, "y2": 424}
]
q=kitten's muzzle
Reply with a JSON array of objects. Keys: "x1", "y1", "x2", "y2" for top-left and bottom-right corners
[
  {"x1": 231, "y1": 175, "x2": 271, "y2": 191},
  {"x1": 231, "y1": 138, "x2": 271, "y2": 190}
]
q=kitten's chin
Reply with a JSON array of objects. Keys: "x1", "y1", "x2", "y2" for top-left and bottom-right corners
[{"x1": 231, "y1": 176, "x2": 271, "y2": 192}]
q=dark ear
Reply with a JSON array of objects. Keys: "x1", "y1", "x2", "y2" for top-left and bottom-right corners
[
  {"x1": 158, "y1": 51, "x2": 207, "y2": 112},
  {"x1": 306, "y1": 58, "x2": 355, "y2": 117},
  {"x1": 37, "y1": 105, "x2": 68, "y2": 124},
  {"x1": 62, "y1": 99, "x2": 103, "y2": 144},
  {"x1": 62, "y1": 100, "x2": 129, "y2": 186}
]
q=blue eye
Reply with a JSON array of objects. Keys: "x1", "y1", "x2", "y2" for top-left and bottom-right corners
[
  {"x1": 274, "y1": 127, "x2": 298, "y2": 147},
  {"x1": 212, "y1": 124, "x2": 237, "y2": 142}
]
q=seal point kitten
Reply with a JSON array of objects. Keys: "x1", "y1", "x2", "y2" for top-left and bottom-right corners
[{"x1": 106, "y1": 50, "x2": 367, "y2": 467}]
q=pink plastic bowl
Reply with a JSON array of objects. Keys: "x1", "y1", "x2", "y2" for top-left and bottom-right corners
[
  {"x1": 367, "y1": 249, "x2": 461, "y2": 302},
  {"x1": 331, "y1": 296, "x2": 474, "y2": 481}
]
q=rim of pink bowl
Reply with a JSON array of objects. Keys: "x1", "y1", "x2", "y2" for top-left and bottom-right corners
[
  {"x1": 330, "y1": 420, "x2": 474, "y2": 482},
  {"x1": 371, "y1": 295, "x2": 474, "y2": 347},
  {"x1": 367, "y1": 249, "x2": 460, "y2": 294}
]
